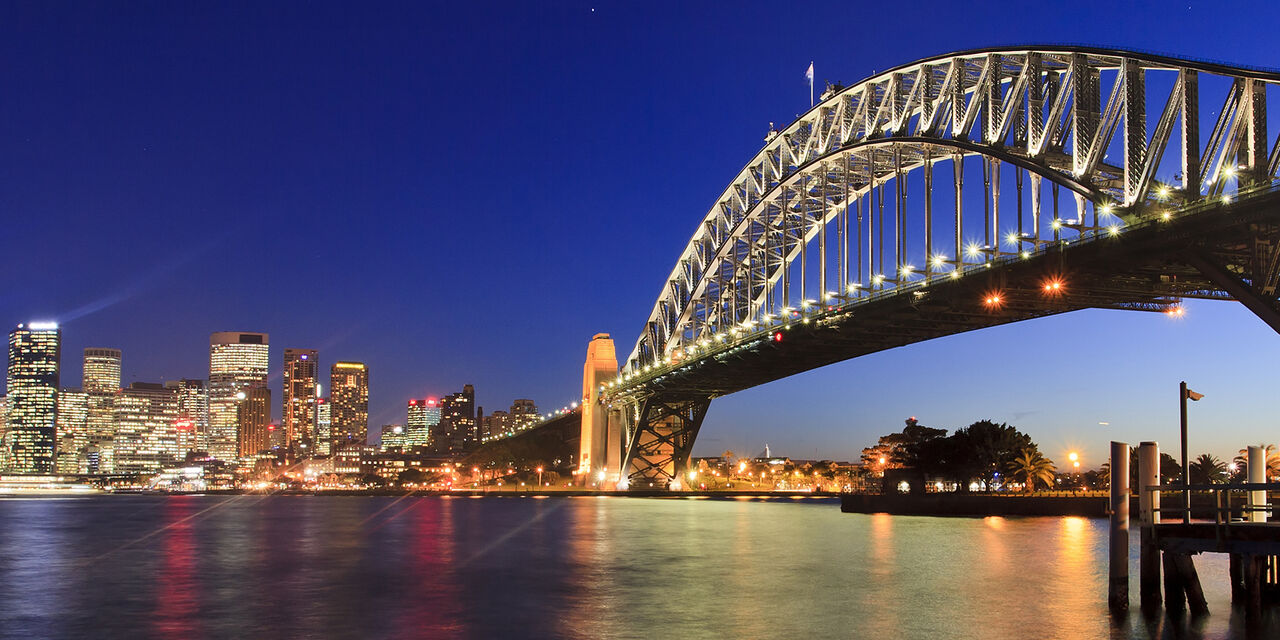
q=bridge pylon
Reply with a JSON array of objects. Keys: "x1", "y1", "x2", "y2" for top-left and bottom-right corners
[
  {"x1": 616, "y1": 394, "x2": 711, "y2": 490},
  {"x1": 577, "y1": 334, "x2": 618, "y2": 487}
]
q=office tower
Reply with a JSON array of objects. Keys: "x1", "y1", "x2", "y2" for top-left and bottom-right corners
[
  {"x1": 404, "y1": 398, "x2": 440, "y2": 448},
  {"x1": 112, "y1": 382, "x2": 181, "y2": 474},
  {"x1": 82, "y1": 348, "x2": 122, "y2": 472},
  {"x1": 510, "y1": 398, "x2": 539, "y2": 432},
  {"x1": 236, "y1": 386, "x2": 271, "y2": 457},
  {"x1": 380, "y1": 424, "x2": 405, "y2": 451},
  {"x1": 282, "y1": 348, "x2": 318, "y2": 449},
  {"x1": 0, "y1": 395, "x2": 7, "y2": 470},
  {"x1": 56, "y1": 387, "x2": 89, "y2": 473},
  {"x1": 7, "y1": 323, "x2": 61, "y2": 473},
  {"x1": 167, "y1": 379, "x2": 207, "y2": 456},
  {"x1": 315, "y1": 397, "x2": 331, "y2": 456},
  {"x1": 329, "y1": 362, "x2": 368, "y2": 452},
  {"x1": 208, "y1": 332, "x2": 268, "y2": 461}
]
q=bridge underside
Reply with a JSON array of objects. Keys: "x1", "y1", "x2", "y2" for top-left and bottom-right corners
[{"x1": 616, "y1": 190, "x2": 1280, "y2": 487}]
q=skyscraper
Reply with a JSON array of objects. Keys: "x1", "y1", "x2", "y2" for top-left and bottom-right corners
[
  {"x1": 208, "y1": 332, "x2": 268, "y2": 461},
  {"x1": 438, "y1": 385, "x2": 475, "y2": 454},
  {"x1": 7, "y1": 323, "x2": 61, "y2": 473},
  {"x1": 405, "y1": 398, "x2": 440, "y2": 448},
  {"x1": 380, "y1": 424, "x2": 406, "y2": 451},
  {"x1": 329, "y1": 362, "x2": 368, "y2": 452},
  {"x1": 112, "y1": 382, "x2": 181, "y2": 474},
  {"x1": 167, "y1": 379, "x2": 208, "y2": 455},
  {"x1": 315, "y1": 397, "x2": 331, "y2": 456},
  {"x1": 83, "y1": 348, "x2": 122, "y2": 472},
  {"x1": 236, "y1": 386, "x2": 271, "y2": 457},
  {"x1": 282, "y1": 348, "x2": 318, "y2": 450},
  {"x1": 56, "y1": 387, "x2": 88, "y2": 473}
]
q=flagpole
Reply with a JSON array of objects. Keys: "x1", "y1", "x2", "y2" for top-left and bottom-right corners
[
  {"x1": 810, "y1": 61, "x2": 814, "y2": 106},
  {"x1": 1180, "y1": 380, "x2": 1189, "y2": 523}
]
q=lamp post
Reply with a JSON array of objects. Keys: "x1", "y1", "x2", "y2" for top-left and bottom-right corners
[
  {"x1": 1179, "y1": 381, "x2": 1204, "y2": 524},
  {"x1": 536, "y1": 466, "x2": 543, "y2": 487}
]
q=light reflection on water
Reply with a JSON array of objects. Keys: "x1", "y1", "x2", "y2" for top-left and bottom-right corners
[{"x1": 0, "y1": 495, "x2": 1276, "y2": 639}]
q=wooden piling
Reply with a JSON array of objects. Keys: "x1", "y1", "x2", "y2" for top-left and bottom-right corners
[
  {"x1": 1138, "y1": 442, "x2": 1161, "y2": 611},
  {"x1": 1109, "y1": 441, "x2": 1130, "y2": 613}
]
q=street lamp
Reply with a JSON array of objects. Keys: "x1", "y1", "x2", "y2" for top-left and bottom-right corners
[
  {"x1": 536, "y1": 466, "x2": 543, "y2": 487},
  {"x1": 1180, "y1": 381, "x2": 1205, "y2": 524}
]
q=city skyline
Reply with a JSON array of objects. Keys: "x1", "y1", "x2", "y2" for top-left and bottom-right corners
[{"x1": 4, "y1": 2, "x2": 1280, "y2": 466}]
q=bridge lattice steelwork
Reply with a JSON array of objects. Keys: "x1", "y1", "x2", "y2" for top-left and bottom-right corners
[{"x1": 595, "y1": 47, "x2": 1280, "y2": 488}]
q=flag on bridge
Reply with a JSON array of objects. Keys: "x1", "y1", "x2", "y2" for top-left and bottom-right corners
[
  {"x1": 1185, "y1": 387, "x2": 1204, "y2": 401},
  {"x1": 805, "y1": 61, "x2": 815, "y2": 106}
]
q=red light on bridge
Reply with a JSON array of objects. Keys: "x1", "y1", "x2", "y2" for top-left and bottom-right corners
[{"x1": 772, "y1": 332, "x2": 783, "y2": 342}]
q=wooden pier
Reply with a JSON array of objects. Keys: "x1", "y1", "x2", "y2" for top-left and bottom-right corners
[{"x1": 1109, "y1": 441, "x2": 1280, "y2": 615}]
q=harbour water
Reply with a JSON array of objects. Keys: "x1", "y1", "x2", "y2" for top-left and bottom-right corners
[{"x1": 0, "y1": 495, "x2": 1275, "y2": 639}]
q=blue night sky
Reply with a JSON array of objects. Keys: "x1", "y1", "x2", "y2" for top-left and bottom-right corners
[{"x1": 2, "y1": 1, "x2": 1278, "y2": 467}]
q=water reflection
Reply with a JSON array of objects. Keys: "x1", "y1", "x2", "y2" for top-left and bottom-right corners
[
  {"x1": 0, "y1": 497, "x2": 1277, "y2": 639},
  {"x1": 152, "y1": 497, "x2": 200, "y2": 639}
]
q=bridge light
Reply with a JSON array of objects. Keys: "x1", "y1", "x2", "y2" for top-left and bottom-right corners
[
  {"x1": 1157, "y1": 185, "x2": 1171, "y2": 199},
  {"x1": 847, "y1": 283, "x2": 860, "y2": 293},
  {"x1": 983, "y1": 293, "x2": 1003, "y2": 307},
  {"x1": 1224, "y1": 166, "x2": 1237, "y2": 178},
  {"x1": 1005, "y1": 232, "x2": 1020, "y2": 246},
  {"x1": 1106, "y1": 225, "x2": 1121, "y2": 237},
  {"x1": 950, "y1": 271, "x2": 960, "y2": 279},
  {"x1": 872, "y1": 274, "x2": 885, "y2": 285},
  {"x1": 1221, "y1": 194, "x2": 1231, "y2": 204},
  {"x1": 900, "y1": 265, "x2": 914, "y2": 276},
  {"x1": 930, "y1": 255, "x2": 947, "y2": 268},
  {"x1": 964, "y1": 243, "x2": 982, "y2": 258},
  {"x1": 773, "y1": 332, "x2": 783, "y2": 342},
  {"x1": 1166, "y1": 306, "x2": 1186, "y2": 318},
  {"x1": 1042, "y1": 279, "x2": 1063, "y2": 294},
  {"x1": 1051, "y1": 219, "x2": 1062, "y2": 230},
  {"x1": 1160, "y1": 211, "x2": 1172, "y2": 221},
  {"x1": 1098, "y1": 202, "x2": 1114, "y2": 216},
  {"x1": 1021, "y1": 251, "x2": 1030, "y2": 259}
]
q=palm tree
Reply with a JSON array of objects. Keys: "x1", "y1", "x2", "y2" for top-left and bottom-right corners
[
  {"x1": 1008, "y1": 449, "x2": 1056, "y2": 492},
  {"x1": 1189, "y1": 453, "x2": 1227, "y2": 484},
  {"x1": 1233, "y1": 444, "x2": 1280, "y2": 480}
]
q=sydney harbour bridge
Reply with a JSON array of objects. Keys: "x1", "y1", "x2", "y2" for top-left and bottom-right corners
[{"x1": 505, "y1": 46, "x2": 1280, "y2": 490}]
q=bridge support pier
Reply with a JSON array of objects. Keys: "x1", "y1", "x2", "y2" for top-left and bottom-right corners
[{"x1": 619, "y1": 395, "x2": 711, "y2": 490}]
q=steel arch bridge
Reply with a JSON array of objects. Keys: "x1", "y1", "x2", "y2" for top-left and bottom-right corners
[{"x1": 591, "y1": 46, "x2": 1280, "y2": 489}]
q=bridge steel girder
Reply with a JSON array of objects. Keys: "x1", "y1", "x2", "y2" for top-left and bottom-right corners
[
  {"x1": 619, "y1": 394, "x2": 711, "y2": 489},
  {"x1": 623, "y1": 46, "x2": 1280, "y2": 377},
  {"x1": 1185, "y1": 249, "x2": 1280, "y2": 334}
]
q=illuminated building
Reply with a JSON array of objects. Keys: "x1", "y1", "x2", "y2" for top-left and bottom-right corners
[
  {"x1": 56, "y1": 387, "x2": 88, "y2": 473},
  {"x1": 7, "y1": 323, "x2": 61, "y2": 473},
  {"x1": 0, "y1": 395, "x2": 7, "y2": 470},
  {"x1": 166, "y1": 379, "x2": 207, "y2": 455},
  {"x1": 578, "y1": 333, "x2": 618, "y2": 480},
  {"x1": 404, "y1": 398, "x2": 440, "y2": 448},
  {"x1": 329, "y1": 362, "x2": 368, "y2": 452},
  {"x1": 437, "y1": 385, "x2": 475, "y2": 454},
  {"x1": 83, "y1": 348, "x2": 122, "y2": 472},
  {"x1": 112, "y1": 382, "x2": 182, "y2": 474},
  {"x1": 380, "y1": 424, "x2": 405, "y2": 451},
  {"x1": 482, "y1": 410, "x2": 509, "y2": 440},
  {"x1": 510, "y1": 399, "x2": 539, "y2": 432},
  {"x1": 208, "y1": 332, "x2": 268, "y2": 461},
  {"x1": 236, "y1": 386, "x2": 271, "y2": 457},
  {"x1": 282, "y1": 348, "x2": 318, "y2": 450},
  {"x1": 315, "y1": 398, "x2": 331, "y2": 456}
]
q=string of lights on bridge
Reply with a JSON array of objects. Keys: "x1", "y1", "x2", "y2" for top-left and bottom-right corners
[{"x1": 599, "y1": 180, "x2": 1261, "y2": 402}]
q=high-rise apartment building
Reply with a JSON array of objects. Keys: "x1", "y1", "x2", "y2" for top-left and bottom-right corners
[
  {"x1": 437, "y1": 385, "x2": 475, "y2": 454},
  {"x1": 208, "y1": 332, "x2": 268, "y2": 461},
  {"x1": 404, "y1": 398, "x2": 440, "y2": 448},
  {"x1": 482, "y1": 410, "x2": 509, "y2": 440},
  {"x1": 83, "y1": 348, "x2": 122, "y2": 472},
  {"x1": 167, "y1": 379, "x2": 207, "y2": 455},
  {"x1": 510, "y1": 398, "x2": 539, "y2": 432},
  {"x1": 113, "y1": 382, "x2": 181, "y2": 474},
  {"x1": 329, "y1": 362, "x2": 368, "y2": 452},
  {"x1": 7, "y1": 323, "x2": 61, "y2": 473},
  {"x1": 236, "y1": 386, "x2": 271, "y2": 457},
  {"x1": 56, "y1": 387, "x2": 89, "y2": 473},
  {"x1": 315, "y1": 397, "x2": 331, "y2": 456},
  {"x1": 282, "y1": 348, "x2": 318, "y2": 449}
]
